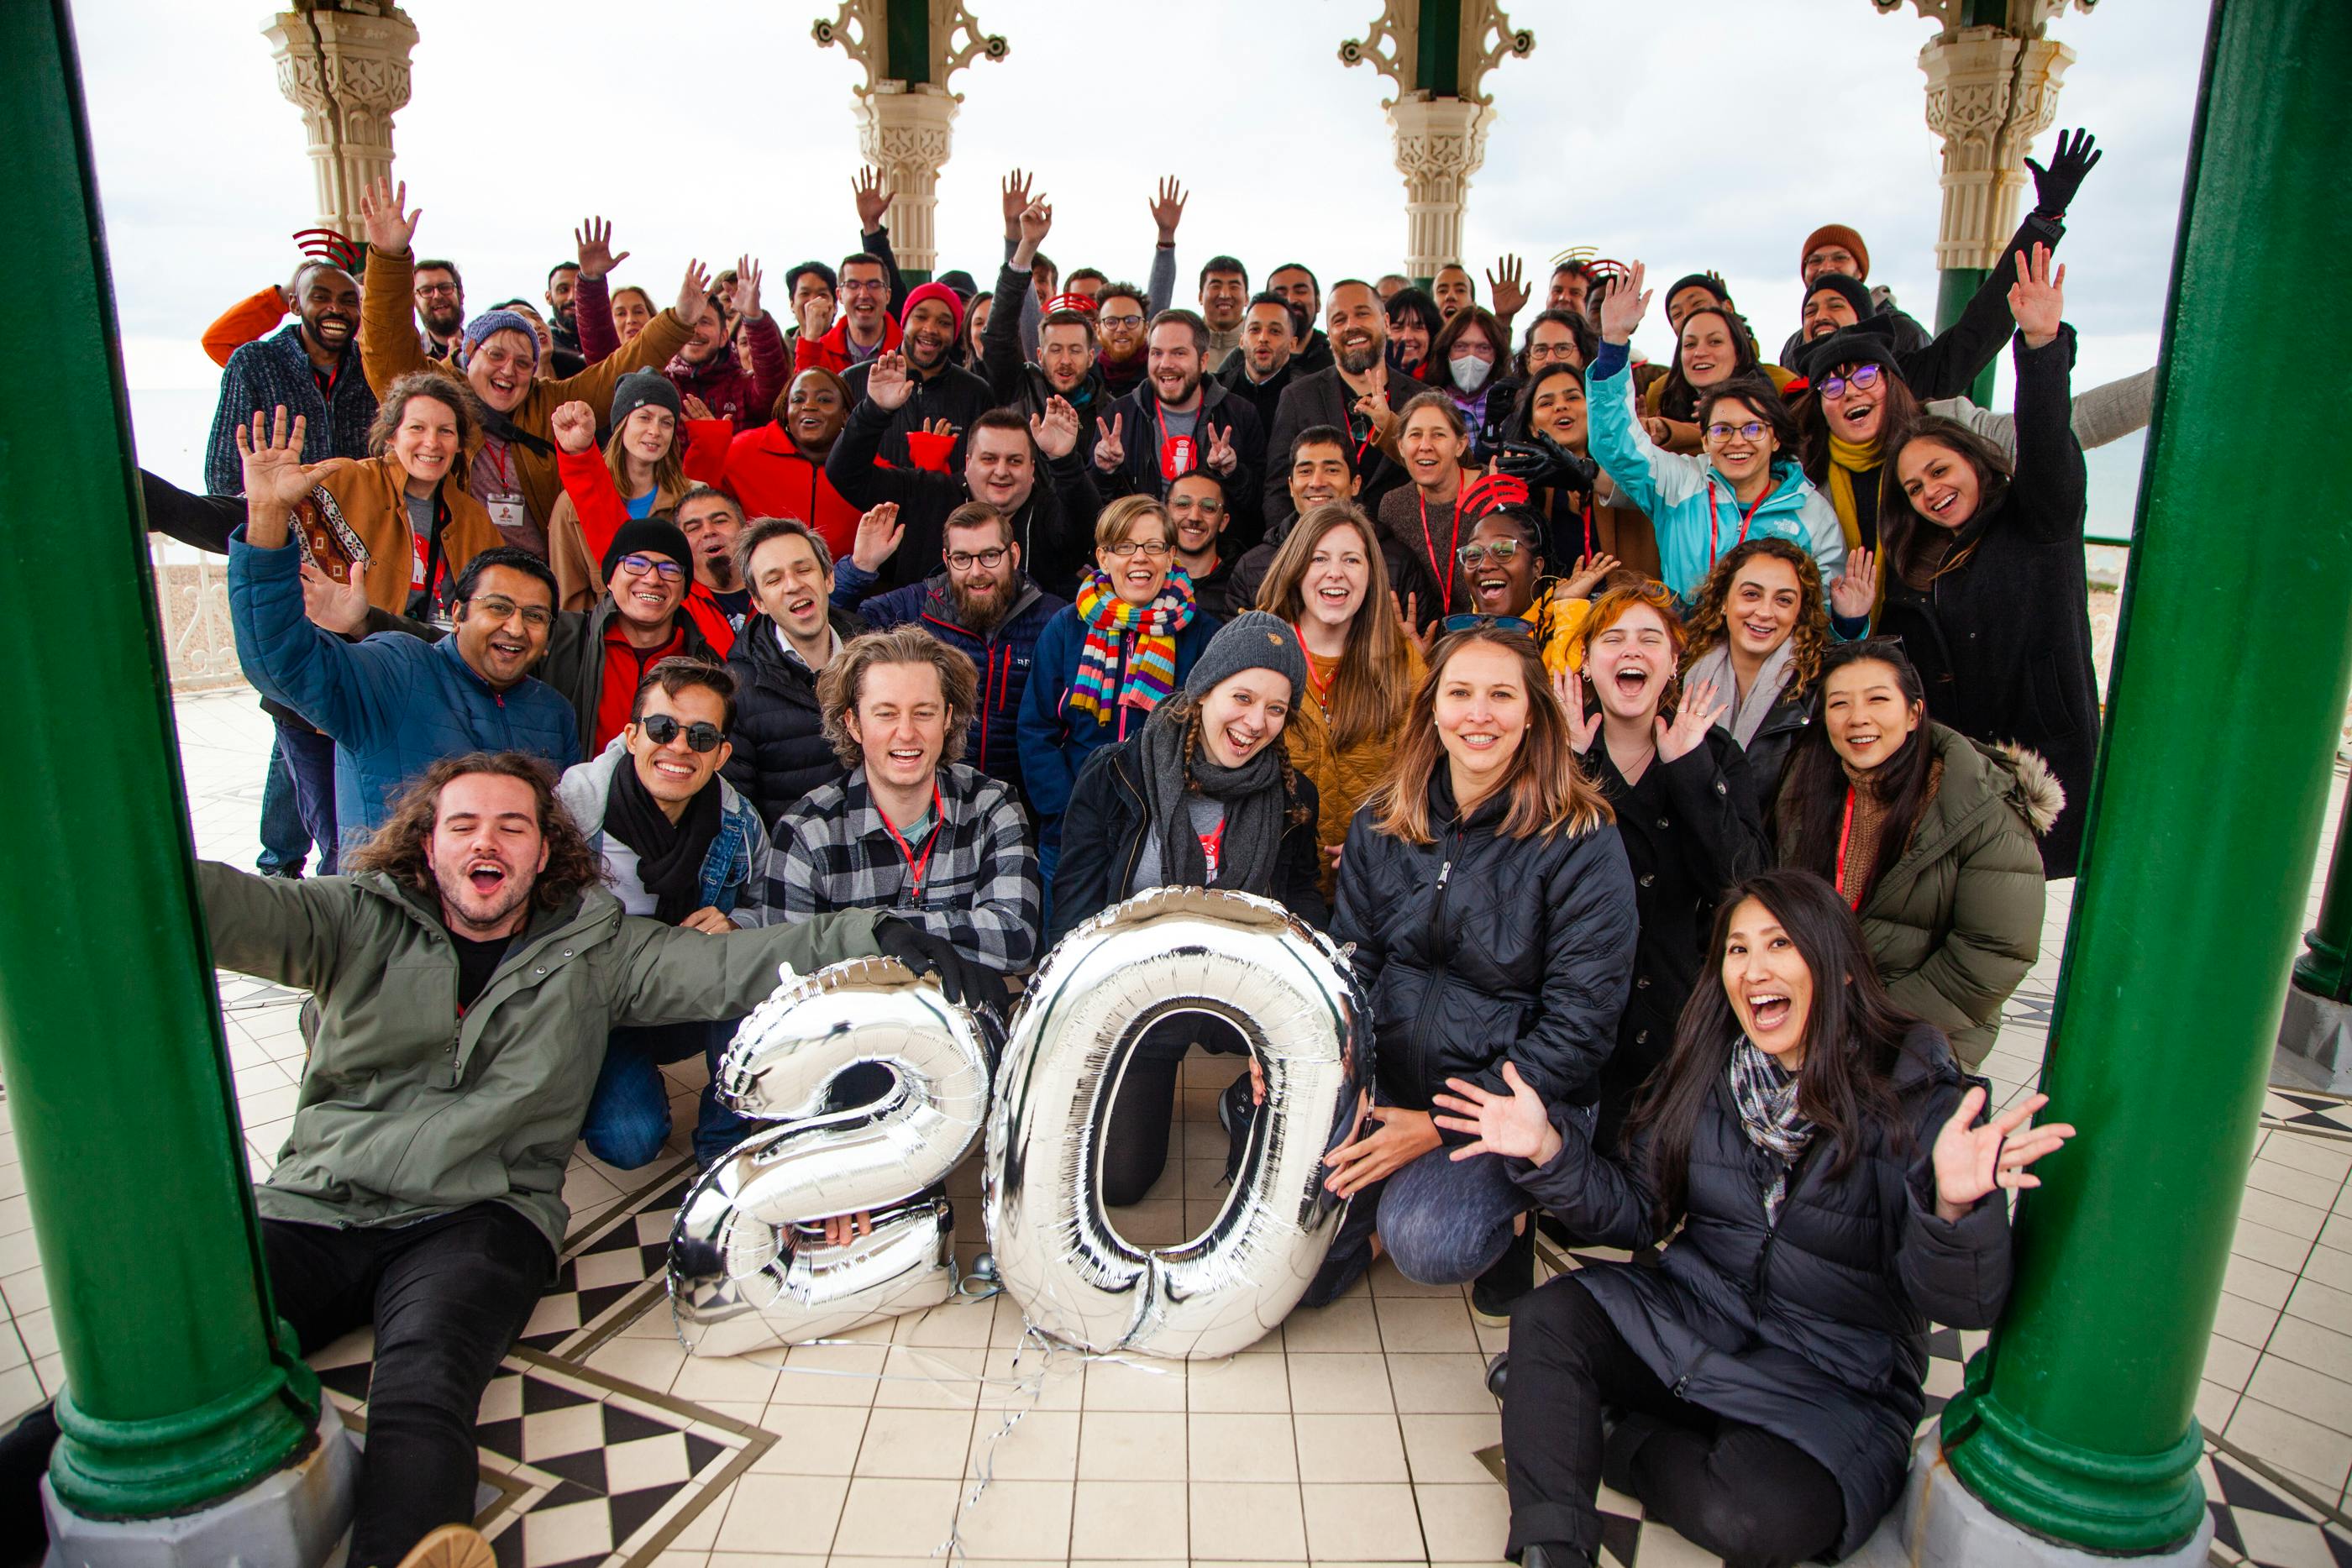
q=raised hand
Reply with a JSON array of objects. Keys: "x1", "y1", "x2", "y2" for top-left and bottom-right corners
[
  {"x1": 1433, "y1": 1062, "x2": 1564, "y2": 1165},
  {"x1": 1030, "y1": 396, "x2": 1080, "y2": 460},
  {"x1": 1931, "y1": 1088, "x2": 2076, "y2": 1222},
  {"x1": 1017, "y1": 197, "x2": 1053, "y2": 252},
  {"x1": 1205, "y1": 422, "x2": 1237, "y2": 475},
  {"x1": 1599, "y1": 260, "x2": 1651, "y2": 346},
  {"x1": 1000, "y1": 169, "x2": 1035, "y2": 238},
  {"x1": 675, "y1": 259, "x2": 713, "y2": 327},
  {"x1": 298, "y1": 560, "x2": 369, "y2": 637},
  {"x1": 549, "y1": 400, "x2": 598, "y2": 454},
  {"x1": 680, "y1": 393, "x2": 717, "y2": 422},
  {"x1": 853, "y1": 165, "x2": 890, "y2": 233},
  {"x1": 1560, "y1": 551, "x2": 1620, "y2": 600},
  {"x1": 867, "y1": 350, "x2": 914, "y2": 412},
  {"x1": 1149, "y1": 176, "x2": 1189, "y2": 244},
  {"x1": 1092, "y1": 411, "x2": 1126, "y2": 473},
  {"x1": 235, "y1": 406, "x2": 320, "y2": 508},
  {"x1": 2008, "y1": 243, "x2": 2066, "y2": 350},
  {"x1": 1488, "y1": 254, "x2": 1530, "y2": 318},
  {"x1": 1555, "y1": 667, "x2": 1601, "y2": 754},
  {"x1": 734, "y1": 255, "x2": 764, "y2": 322},
  {"x1": 1830, "y1": 547, "x2": 1877, "y2": 621},
  {"x1": 1392, "y1": 591, "x2": 1433, "y2": 658},
  {"x1": 573, "y1": 216, "x2": 629, "y2": 281},
  {"x1": 2025, "y1": 128, "x2": 2101, "y2": 219},
  {"x1": 851, "y1": 501, "x2": 905, "y2": 573},
  {"x1": 357, "y1": 176, "x2": 419, "y2": 257},
  {"x1": 1656, "y1": 677, "x2": 1725, "y2": 763}
]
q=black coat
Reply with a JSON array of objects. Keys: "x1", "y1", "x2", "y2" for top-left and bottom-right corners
[
  {"x1": 1213, "y1": 351, "x2": 1298, "y2": 440},
  {"x1": 824, "y1": 398, "x2": 1104, "y2": 601},
  {"x1": 1741, "y1": 684, "x2": 1816, "y2": 820},
  {"x1": 721, "y1": 607, "x2": 864, "y2": 830},
  {"x1": 1262, "y1": 364, "x2": 1409, "y2": 533},
  {"x1": 1048, "y1": 735, "x2": 1328, "y2": 949},
  {"x1": 1581, "y1": 731, "x2": 1771, "y2": 1148},
  {"x1": 1095, "y1": 377, "x2": 1269, "y2": 554},
  {"x1": 979, "y1": 263, "x2": 1116, "y2": 435},
  {"x1": 841, "y1": 358, "x2": 996, "y2": 475},
  {"x1": 1515, "y1": 1024, "x2": 2011, "y2": 1559},
  {"x1": 1332, "y1": 773, "x2": 1636, "y2": 1112},
  {"x1": 1876, "y1": 328, "x2": 2094, "y2": 876}
]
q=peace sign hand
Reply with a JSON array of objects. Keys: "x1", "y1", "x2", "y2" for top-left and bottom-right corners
[
  {"x1": 1030, "y1": 396, "x2": 1080, "y2": 460},
  {"x1": 851, "y1": 502, "x2": 906, "y2": 573},
  {"x1": 1830, "y1": 547, "x2": 1877, "y2": 621},
  {"x1": 573, "y1": 216, "x2": 629, "y2": 281},
  {"x1": 1599, "y1": 260, "x2": 1651, "y2": 347},
  {"x1": 1554, "y1": 667, "x2": 1601, "y2": 755},
  {"x1": 2008, "y1": 242, "x2": 2066, "y2": 350},
  {"x1": 1432, "y1": 1062, "x2": 1564, "y2": 1166},
  {"x1": 1205, "y1": 422, "x2": 1237, "y2": 475},
  {"x1": 1656, "y1": 677, "x2": 1725, "y2": 763},
  {"x1": 1093, "y1": 412, "x2": 1126, "y2": 473},
  {"x1": 1932, "y1": 1088, "x2": 2076, "y2": 1222},
  {"x1": 867, "y1": 350, "x2": 914, "y2": 412}
]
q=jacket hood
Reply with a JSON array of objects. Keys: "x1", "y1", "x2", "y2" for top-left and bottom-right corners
[
  {"x1": 1921, "y1": 724, "x2": 2064, "y2": 843},
  {"x1": 1990, "y1": 740, "x2": 2067, "y2": 836}
]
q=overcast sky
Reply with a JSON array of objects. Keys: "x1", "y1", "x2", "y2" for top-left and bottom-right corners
[{"x1": 78, "y1": 0, "x2": 2211, "y2": 530}]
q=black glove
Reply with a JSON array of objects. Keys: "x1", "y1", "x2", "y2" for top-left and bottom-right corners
[
  {"x1": 873, "y1": 917, "x2": 1001, "y2": 1012},
  {"x1": 2026, "y1": 128, "x2": 2101, "y2": 220},
  {"x1": 1494, "y1": 433, "x2": 1599, "y2": 493}
]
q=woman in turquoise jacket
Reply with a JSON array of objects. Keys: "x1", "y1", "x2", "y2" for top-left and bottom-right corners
[{"x1": 1588, "y1": 262, "x2": 1847, "y2": 606}]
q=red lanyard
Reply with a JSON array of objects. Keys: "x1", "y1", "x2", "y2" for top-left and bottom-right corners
[
  {"x1": 880, "y1": 784, "x2": 945, "y2": 901},
  {"x1": 1704, "y1": 477, "x2": 1767, "y2": 574},
  {"x1": 485, "y1": 438, "x2": 516, "y2": 497},
  {"x1": 1834, "y1": 787, "x2": 1862, "y2": 908},
  {"x1": 1293, "y1": 623, "x2": 1336, "y2": 714},
  {"x1": 1580, "y1": 495, "x2": 1595, "y2": 563},
  {"x1": 1419, "y1": 487, "x2": 1463, "y2": 613}
]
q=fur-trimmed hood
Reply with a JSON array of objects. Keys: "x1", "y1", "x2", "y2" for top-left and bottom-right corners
[{"x1": 1990, "y1": 740, "x2": 2067, "y2": 837}]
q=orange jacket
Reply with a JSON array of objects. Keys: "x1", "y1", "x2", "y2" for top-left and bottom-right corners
[
  {"x1": 202, "y1": 286, "x2": 289, "y2": 368},
  {"x1": 286, "y1": 453, "x2": 501, "y2": 614}
]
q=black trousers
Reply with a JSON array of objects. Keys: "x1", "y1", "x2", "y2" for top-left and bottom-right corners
[
  {"x1": 1100, "y1": 1021, "x2": 1253, "y2": 1209},
  {"x1": 1502, "y1": 1273, "x2": 1844, "y2": 1568},
  {"x1": 266, "y1": 1204, "x2": 555, "y2": 1565}
]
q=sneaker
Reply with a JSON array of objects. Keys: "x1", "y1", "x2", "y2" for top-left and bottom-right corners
[
  {"x1": 1520, "y1": 1545, "x2": 1595, "y2": 1568},
  {"x1": 1484, "y1": 1351, "x2": 1509, "y2": 1399},
  {"x1": 1471, "y1": 1217, "x2": 1536, "y2": 1326},
  {"x1": 395, "y1": 1524, "x2": 496, "y2": 1568}
]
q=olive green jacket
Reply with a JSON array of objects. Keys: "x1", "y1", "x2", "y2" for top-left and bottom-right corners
[
  {"x1": 1776, "y1": 726, "x2": 2060, "y2": 1067},
  {"x1": 200, "y1": 861, "x2": 881, "y2": 1248}
]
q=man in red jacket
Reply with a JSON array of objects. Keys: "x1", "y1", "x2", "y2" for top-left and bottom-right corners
[
  {"x1": 668, "y1": 257, "x2": 789, "y2": 427},
  {"x1": 795, "y1": 253, "x2": 900, "y2": 374}
]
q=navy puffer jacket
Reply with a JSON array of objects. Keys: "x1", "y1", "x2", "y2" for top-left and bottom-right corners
[
  {"x1": 722, "y1": 608, "x2": 864, "y2": 831},
  {"x1": 1331, "y1": 772, "x2": 1636, "y2": 1112}
]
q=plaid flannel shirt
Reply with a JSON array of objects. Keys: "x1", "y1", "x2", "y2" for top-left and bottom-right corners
[{"x1": 766, "y1": 763, "x2": 1041, "y2": 974}]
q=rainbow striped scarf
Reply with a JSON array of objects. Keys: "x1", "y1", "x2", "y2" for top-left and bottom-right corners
[{"x1": 1067, "y1": 566, "x2": 1197, "y2": 724}]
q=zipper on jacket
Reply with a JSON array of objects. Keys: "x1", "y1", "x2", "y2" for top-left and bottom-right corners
[{"x1": 1403, "y1": 843, "x2": 1457, "y2": 1101}]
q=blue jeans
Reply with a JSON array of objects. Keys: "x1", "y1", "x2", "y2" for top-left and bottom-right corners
[
  {"x1": 256, "y1": 731, "x2": 308, "y2": 875},
  {"x1": 582, "y1": 1020, "x2": 750, "y2": 1170},
  {"x1": 275, "y1": 716, "x2": 340, "y2": 875}
]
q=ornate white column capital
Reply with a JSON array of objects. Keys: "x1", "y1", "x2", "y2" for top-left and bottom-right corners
[
  {"x1": 261, "y1": 3, "x2": 419, "y2": 243},
  {"x1": 1870, "y1": 0, "x2": 2096, "y2": 39},
  {"x1": 1916, "y1": 24, "x2": 2076, "y2": 270}
]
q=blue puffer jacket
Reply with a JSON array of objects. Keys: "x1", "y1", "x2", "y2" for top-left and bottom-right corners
[
  {"x1": 1015, "y1": 600, "x2": 1215, "y2": 848},
  {"x1": 556, "y1": 737, "x2": 771, "y2": 924},
  {"x1": 832, "y1": 562, "x2": 1069, "y2": 804},
  {"x1": 1586, "y1": 340, "x2": 1846, "y2": 604},
  {"x1": 229, "y1": 532, "x2": 580, "y2": 855},
  {"x1": 204, "y1": 325, "x2": 378, "y2": 496}
]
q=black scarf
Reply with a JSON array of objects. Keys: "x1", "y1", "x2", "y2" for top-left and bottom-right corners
[
  {"x1": 603, "y1": 757, "x2": 723, "y2": 925},
  {"x1": 1136, "y1": 699, "x2": 1286, "y2": 897},
  {"x1": 479, "y1": 403, "x2": 555, "y2": 461}
]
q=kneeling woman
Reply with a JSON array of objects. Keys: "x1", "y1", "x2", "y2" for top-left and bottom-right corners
[
  {"x1": 1050, "y1": 612, "x2": 1329, "y2": 1205},
  {"x1": 1314, "y1": 626, "x2": 1635, "y2": 1307},
  {"x1": 1442, "y1": 868, "x2": 2072, "y2": 1568}
]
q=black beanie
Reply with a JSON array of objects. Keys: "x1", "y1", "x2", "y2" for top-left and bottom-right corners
[
  {"x1": 609, "y1": 369, "x2": 682, "y2": 431},
  {"x1": 601, "y1": 517, "x2": 694, "y2": 587},
  {"x1": 1803, "y1": 273, "x2": 1876, "y2": 324},
  {"x1": 1665, "y1": 272, "x2": 1730, "y2": 307},
  {"x1": 1801, "y1": 320, "x2": 1905, "y2": 385}
]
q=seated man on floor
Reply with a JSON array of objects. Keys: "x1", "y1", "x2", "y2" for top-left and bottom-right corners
[{"x1": 556, "y1": 657, "x2": 774, "y2": 1171}]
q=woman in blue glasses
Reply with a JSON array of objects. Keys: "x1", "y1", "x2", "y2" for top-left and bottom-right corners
[{"x1": 1588, "y1": 264, "x2": 1845, "y2": 606}]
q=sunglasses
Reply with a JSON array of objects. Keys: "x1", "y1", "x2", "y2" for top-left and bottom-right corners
[
  {"x1": 1817, "y1": 364, "x2": 1884, "y2": 401},
  {"x1": 637, "y1": 713, "x2": 725, "y2": 753}
]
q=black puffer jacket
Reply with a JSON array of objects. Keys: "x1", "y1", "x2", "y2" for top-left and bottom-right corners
[
  {"x1": 1515, "y1": 1023, "x2": 2011, "y2": 1560},
  {"x1": 722, "y1": 607, "x2": 864, "y2": 830},
  {"x1": 1047, "y1": 734, "x2": 1327, "y2": 949},
  {"x1": 1740, "y1": 684, "x2": 1815, "y2": 819},
  {"x1": 1332, "y1": 772, "x2": 1636, "y2": 1112}
]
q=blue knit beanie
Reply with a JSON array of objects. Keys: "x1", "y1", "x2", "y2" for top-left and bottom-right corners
[{"x1": 462, "y1": 308, "x2": 540, "y2": 364}]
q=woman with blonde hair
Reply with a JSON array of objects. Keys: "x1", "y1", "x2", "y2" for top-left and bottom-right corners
[
  {"x1": 545, "y1": 370, "x2": 728, "y2": 608},
  {"x1": 1308, "y1": 626, "x2": 1635, "y2": 1316}
]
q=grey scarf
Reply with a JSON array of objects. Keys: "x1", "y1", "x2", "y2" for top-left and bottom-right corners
[
  {"x1": 1135, "y1": 698, "x2": 1285, "y2": 896},
  {"x1": 1688, "y1": 638, "x2": 1798, "y2": 749},
  {"x1": 1727, "y1": 1036, "x2": 1815, "y2": 1222}
]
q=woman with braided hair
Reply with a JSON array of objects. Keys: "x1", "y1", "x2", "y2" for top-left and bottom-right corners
[{"x1": 1049, "y1": 611, "x2": 1327, "y2": 1205}]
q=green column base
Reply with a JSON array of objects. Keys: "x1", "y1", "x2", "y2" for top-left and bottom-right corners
[
  {"x1": 1942, "y1": 1350, "x2": 2208, "y2": 1555},
  {"x1": 2295, "y1": 926, "x2": 2350, "y2": 1001},
  {"x1": 50, "y1": 1352, "x2": 318, "y2": 1520}
]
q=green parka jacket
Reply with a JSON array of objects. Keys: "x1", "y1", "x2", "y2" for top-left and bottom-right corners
[
  {"x1": 201, "y1": 861, "x2": 881, "y2": 1248},
  {"x1": 1775, "y1": 725, "x2": 2061, "y2": 1066}
]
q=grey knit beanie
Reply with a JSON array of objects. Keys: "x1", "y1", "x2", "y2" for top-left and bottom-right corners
[{"x1": 1185, "y1": 611, "x2": 1310, "y2": 705}]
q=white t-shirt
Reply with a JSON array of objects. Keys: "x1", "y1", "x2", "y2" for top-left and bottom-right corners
[{"x1": 600, "y1": 839, "x2": 661, "y2": 916}]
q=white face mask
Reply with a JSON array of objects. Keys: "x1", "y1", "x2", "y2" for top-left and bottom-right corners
[{"x1": 1451, "y1": 353, "x2": 1493, "y2": 394}]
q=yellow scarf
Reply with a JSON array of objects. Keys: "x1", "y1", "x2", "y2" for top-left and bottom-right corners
[{"x1": 1824, "y1": 433, "x2": 1882, "y2": 553}]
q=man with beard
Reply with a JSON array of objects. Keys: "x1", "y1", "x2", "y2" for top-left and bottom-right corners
[
  {"x1": 1092, "y1": 281, "x2": 1154, "y2": 401},
  {"x1": 1199, "y1": 254, "x2": 1250, "y2": 366},
  {"x1": 1093, "y1": 309, "x2": 1268, "y2": 551},
  {"x1": 997, "y1": 169, "x2": 1181, "y2": 358},
  {"x1": 1213, "y1": 291, "x2": 1302, "y2": 433},
  {"x1": 820, "y1": 501, "x2": 1065, "y2": 804},
  {"x1": 412, "y1": 258, "x2": 465, "y2": 359},
  {"x1": 675, "y1": 485, "x2": 753, "y2": 632},
  {"x1": 1267, "y1": 263, "x2": 1336, "y2": 373},
  {"x1": 545, "y1": 260, "x2": 582, "y2": 357},
  {"x1": 843, "y1": 281, "x2": 995, "y2": 472},
  {"x1": 1226, "y1": 424, "x2": 1366, "y2": 612},
  {"x1": 828, "y1": 354, "x2": 1101, "y2": 595},
  {"x1": 664, "y1": 256, "x2": 788, "y2": 428},
  {"x1": 1262, "y1": 279, "x2": 1407, "y2": 534},
  {"x1": 1167, "y1": 469, "x2": 1238, "y2": 620},
  {"x1": 985, "y1": 197, "x2": 1110, "y2": 433},
  {"x1": 204, "y1": 260, "x2": 376, "y2": 496}
]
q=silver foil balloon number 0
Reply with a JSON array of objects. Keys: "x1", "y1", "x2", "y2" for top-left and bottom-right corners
[
  {"x1": 669, "y1": 957, "x2": 992, "y2": 1356},
  {"x1": 984, "y1": 889, "x2": 1368, "y2": 1360}
]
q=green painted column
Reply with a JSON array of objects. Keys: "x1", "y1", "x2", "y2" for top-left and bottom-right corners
[
  {"x1": 1934, "y1": 265, "x2": 1994, "y2": 409},
  {"x1": 0, "y1": 0, "x2": 319, "y2": 1518},
  {"x1": 2292, "y1": 786, "x2": 2352, "y2": 1002},
  {"x1": 1940, "y1": 0, "x2": 2352, "y2": 1550}
]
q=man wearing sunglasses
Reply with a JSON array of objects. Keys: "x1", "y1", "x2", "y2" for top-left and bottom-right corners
[{"x1": 557, "y1": 658, "x2": 774, "y2": 1170}]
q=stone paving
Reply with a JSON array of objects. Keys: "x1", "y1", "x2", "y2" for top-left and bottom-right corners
[{"x1": 1, "y1": 687, "x2": 2347, "y2": 1565}]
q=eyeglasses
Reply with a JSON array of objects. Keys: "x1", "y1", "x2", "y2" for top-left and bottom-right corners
[
  {"x1": 1816, "y1": 364, "x2": 1884, "y2": 401},
  {"x1": 618, "y1": 553, "x2": 685, "y2": 581},
  {"x1": 1441, "y1": 613, "x2": 1536, "y2": 635},
  {"x1": 1103, "y1": 539, "x2": 1173, "y2": 559},
  {"x1": 839, "y1": 279, "x2": 888, "y2": 295},
  {"x1": 947, "y1": 545, "x2": 1011, "y2": 569},
  {"x1": 464, "y1": 595, "x2": 553, "y2": 629},
  {"x1": 1173, "y1": 499, "x2": 1227, "y2": 516},
  {"x1": 638, "y1": 713, "x2": 725, "y2": 753},
  {"x1": 413, "y1": 283, "x2": 460, "y2": 297},
  {"x1": 1098, "y1": 312, "x2": 1146, "y2": 330},
  {"x1": 1457, "y1": 540, "x2": 1520, "y2": 569},
  {"x1": 1704, "y1": 421, "x2": 1768, "y2": 444}
]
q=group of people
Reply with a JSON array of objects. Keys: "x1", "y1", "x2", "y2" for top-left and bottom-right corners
[{"x1": 83, "y1": 140, "x2": 2130, "y2": 1566}]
